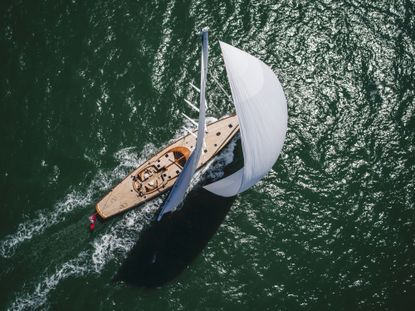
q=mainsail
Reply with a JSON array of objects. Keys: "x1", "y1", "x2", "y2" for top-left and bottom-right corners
[
  {"x1": 204, "y1": 42, "x2": 288, "y2": 197},
  {"x1": 157, "y1": 28, "x2": 209, "y2": 220}
]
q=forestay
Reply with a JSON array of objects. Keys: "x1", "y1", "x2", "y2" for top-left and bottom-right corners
[
  {"x1": 204, "y1": 42, "x2": 288, "y2": 197},
  {"x1": 157, "y1": 28, "x2": 209, "y2": 220}
]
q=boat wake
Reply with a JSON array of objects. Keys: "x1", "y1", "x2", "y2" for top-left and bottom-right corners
[
  {"x1": 0, "y1": 190, "x2": 95, "y2": 259},
  {"x1": 8, "y1": 200, "x2": 160, "y2": 311},
  {"x1": 9, "y1": 252, "x2": 90, "y2": 311},
  {"x1": 7, "y1": 137, "x2": 238, "y2": 310},
  {"x1": 0, "y1": 145, "x2": 155, "y2": 259}
]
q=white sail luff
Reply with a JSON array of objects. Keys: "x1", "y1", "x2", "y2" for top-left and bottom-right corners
[
  {"x1": 157, "y1": 28, "x2": 209, "y2": 220},
  {"x1": 204, "y1": 41, "x2": 288, "y2": 197}
]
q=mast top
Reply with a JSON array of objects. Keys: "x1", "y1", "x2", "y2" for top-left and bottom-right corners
[{"x1": 198, "y1": 27, "x2": 209, "y2": 36}]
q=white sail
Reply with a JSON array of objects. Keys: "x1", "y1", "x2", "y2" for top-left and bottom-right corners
[
  {"x1": 204, "y1": 41, "x2": 288, "y2": 197},
  {"x1": 157, "y1": 28, "x2": 209, "y2": 220}
]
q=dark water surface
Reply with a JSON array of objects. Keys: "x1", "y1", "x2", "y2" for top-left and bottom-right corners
[{"x1": 1, "y1": 0, "x2": 414, "y2": 310}]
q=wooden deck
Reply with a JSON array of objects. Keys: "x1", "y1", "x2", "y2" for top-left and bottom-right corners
[{"x1": 96, "y1": 115, "x2": 239, "y2": 219}]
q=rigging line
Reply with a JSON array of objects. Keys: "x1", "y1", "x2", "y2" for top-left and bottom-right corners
[
  {"x1": 182, "y1": 113, "x2": 208, "y2": 133},
  {"x1": 183, "y1": 126, "x2": 197, "y2": 137},
  {"x1": 181, "y1": 113, "x2": 198, "y2": 126},
  {"x1": 189, "y1": 82, "x2": 209, "y2": 109},
  {"x1": 189, "y1": 82, "x2": 200, "y2": 93},
  {"x1": 184, "y1": 99, "x2": 200, "y2": 112}
]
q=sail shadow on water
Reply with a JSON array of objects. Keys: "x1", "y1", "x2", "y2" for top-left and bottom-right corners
[
  {"x1": 114, "y1": 188, "x2": 236, "y2": 287},
  {"x1": 115, "y1": 137, "x2": 243, "y2": 287}
]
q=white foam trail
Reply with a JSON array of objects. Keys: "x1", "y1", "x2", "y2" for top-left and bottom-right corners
[
  {"x1": 7, "y1": 134, "x2": 237, "y2": 310},
  {"x1": 0, "y1": 191, "x2": 92, "y2": 259},
  {"x1": 8, "y1": 198, "x2": 161, "y2": 311},
  {"x1": 200, "y1": 136, "x2": 238, "y2": 183},
  {"x1": 91, "y1": 197, "x2": 162, "y2": 272},
  {"x1": 9, "y1": 252, "x2": 89, "y2": 311},
  {"x1": 0, "y1": 145, "x2": 156, "y2": 259}
]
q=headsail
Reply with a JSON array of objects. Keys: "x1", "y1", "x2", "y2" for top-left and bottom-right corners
[
  {"x1": 157, "y1": 28, "x2": 209, "y2": 221},
  {"x1": 204, "y1": 42, "x2": 288, "y2": 197}
]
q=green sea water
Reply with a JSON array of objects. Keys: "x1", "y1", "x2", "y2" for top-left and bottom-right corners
[{"x1": 1, "y1": 0, "x2": 414, "y2": 310}]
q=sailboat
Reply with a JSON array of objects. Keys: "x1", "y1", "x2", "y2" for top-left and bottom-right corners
[{"x1": 94, "y1": 28, "x2": 287, "y2": 222}]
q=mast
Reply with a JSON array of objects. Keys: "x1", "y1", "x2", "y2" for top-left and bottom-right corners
[{"x1": 157, "y1": 28, "x2": 209, "y2": 220}]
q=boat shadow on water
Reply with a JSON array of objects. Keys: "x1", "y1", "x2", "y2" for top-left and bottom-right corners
[{"x1": 114, "y1": 188, "x2": 236, "y2": 288}]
